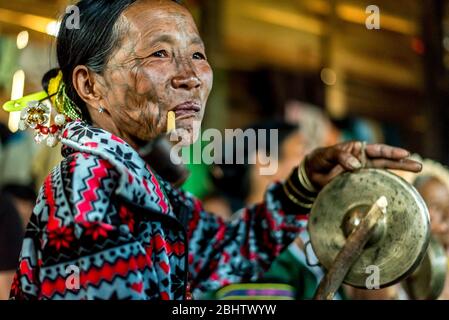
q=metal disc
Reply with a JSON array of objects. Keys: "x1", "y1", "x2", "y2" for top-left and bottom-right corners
[
  {"x1": 403, "y1": 236, "x2": 447, "y2": 300},
  {"x1": 308, "y1": 169, "x2": 430, "y2": 288}
]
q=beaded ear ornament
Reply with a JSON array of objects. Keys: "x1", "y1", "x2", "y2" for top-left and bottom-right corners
[{"x1": 2, "y1": 71, "x2": 82, "y2": 147}]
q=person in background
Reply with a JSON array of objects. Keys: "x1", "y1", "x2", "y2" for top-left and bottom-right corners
[
  {"x1": 0, "y1": 184, "x2": 36, "y2": 300},
  {"x1": 0, "y1": 125, "x2": 36, "y2": 190},
  {"x1": 205, "y1": 120, "x2": 305, "y2": 220},
  {"x1": 205, "y1": 120, "x2": 344, "y2": 299},
  {"x1": 411, "y1": 158, "x2": 449, "y2": 299},
  {"x1": 284, "y1": 101, "x2": 340, "y2": 154}
]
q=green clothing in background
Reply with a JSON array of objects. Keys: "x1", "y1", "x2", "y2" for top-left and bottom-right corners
[
  {"x1": 262, "y1": 244, "x2": 320, "y2": 299},
  {"x1": 262, "y1": 240, "x2": 347, "y2": 300},
  {"x1": 180, "y1": 138, "x2": 212, "y2": 199},
  {"x1": 202, "y1": 240, "x2": 347, "y2": 300}
]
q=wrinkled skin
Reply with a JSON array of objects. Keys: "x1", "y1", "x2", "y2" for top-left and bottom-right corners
[
  {"x1": 305, "y1": 141, "x2": 422, "y2": 190},
  {"x1": 74, "y1": 0, "x2": 213, "y2": 149}
]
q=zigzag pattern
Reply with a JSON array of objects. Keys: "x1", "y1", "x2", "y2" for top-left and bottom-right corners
[
  {"x1": 76, "y1": 233, "x2": 133, "y2": 256},
  {"x1": 44, "y1": 171, "x2": 60, "y2": 230},
  {"x1": 149, "y1": 175, "x2": 169, "y2": 213},
  {"x1": 40, "y1": 273, "x2": 131, "y2": 300},
  {"x1": 150, "y1": 233, "x2": 185, "y2": 258},
  {"x1": 42, "y1": 241, "x2": 136, "y2": 275},
  {"x1": 42, "y1": 252, "x2": 74, "y2": 266},
  {"x1": 45, "y1": 273, "x2": 155, "y2": 300},
  {"x1": 40, "y1": 254, "x2": 151, "y2": 297},
  {"x1": 73, "y1": 155, "x2": 114, "y2": 223}
]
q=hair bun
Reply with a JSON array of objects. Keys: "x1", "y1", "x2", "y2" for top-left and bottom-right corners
[{"x1": 41, "y1": 68, "x2": 61, "y2": 93}]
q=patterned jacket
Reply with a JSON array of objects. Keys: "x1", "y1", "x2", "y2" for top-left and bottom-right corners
[{"x1": 10, "y1": 121, "x2": 308, "y2": 300}]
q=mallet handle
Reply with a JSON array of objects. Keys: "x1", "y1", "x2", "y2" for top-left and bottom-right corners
[{"x1": 314, "y1": 197, "x2": 387, "y2": 300}]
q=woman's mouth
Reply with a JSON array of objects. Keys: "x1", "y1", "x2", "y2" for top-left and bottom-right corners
[{"x1": 172, "y1": 101, "x2": 201, "y2": 119}]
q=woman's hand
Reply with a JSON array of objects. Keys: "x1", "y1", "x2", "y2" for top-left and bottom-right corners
[{"x1": 304, "y1": 141, "x2": 422, "y2": 190}]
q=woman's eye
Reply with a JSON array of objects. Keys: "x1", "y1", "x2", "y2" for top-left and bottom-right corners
[
  {"x1": 193, "y1": 52, "x2": 206, "y2": 60},
  {"x1": 151, "y1": 50, "x2": 168, "y2": 58}
]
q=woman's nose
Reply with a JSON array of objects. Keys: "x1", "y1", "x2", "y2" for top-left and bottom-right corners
[{"x1": 171, "y1": 75, "x2": 201, "y2": 90}]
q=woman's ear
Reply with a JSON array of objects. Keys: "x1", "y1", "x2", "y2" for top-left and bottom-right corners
[{"x1": 72, "y1": 65, "x2": 104, "y2": 111}]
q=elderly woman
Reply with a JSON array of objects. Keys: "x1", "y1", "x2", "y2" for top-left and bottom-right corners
[{"x1": 8, "y1": 0, "x2": 421, "y2": 300}]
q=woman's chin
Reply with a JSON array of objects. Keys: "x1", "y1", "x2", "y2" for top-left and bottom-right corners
[
  {"x1": 168, "y1": 127, "x2": 200, "y2": 146},
  {"x1": 175, "y1": 118, "x2": 202, "y2": 144}
]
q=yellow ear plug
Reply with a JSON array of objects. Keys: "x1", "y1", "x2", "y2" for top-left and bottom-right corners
[{"x1": 167, "y1": 111, "x2": 176, "y2": 133}]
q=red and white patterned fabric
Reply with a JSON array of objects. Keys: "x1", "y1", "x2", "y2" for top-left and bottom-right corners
[{"x1": 10, "y1": 121, "x2": 308, "y2": 300}]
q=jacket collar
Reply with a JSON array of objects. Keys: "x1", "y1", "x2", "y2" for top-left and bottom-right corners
[{"x1": 60, "y1": 120, "x2": 173, "y2": 217}]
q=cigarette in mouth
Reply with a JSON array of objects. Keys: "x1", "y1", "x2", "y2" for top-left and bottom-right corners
[{"x1": 167, "y1": 111, "x2": 176, "y2": 133}]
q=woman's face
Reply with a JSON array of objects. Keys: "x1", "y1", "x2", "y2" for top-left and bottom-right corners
[
  {"x1": 96, "y1": 0, "x2": 213, "y2": 147},
  {"x1": 418, "y1": 177, "x2": 449, "y2": 248}
]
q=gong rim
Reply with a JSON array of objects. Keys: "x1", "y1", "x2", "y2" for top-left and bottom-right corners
[
  {"x1": 403, "y1": 236, "x2": 448, "y2": 300},
  {"x1": 308, "y1": 169, "x2": 430, "y2": 288}
]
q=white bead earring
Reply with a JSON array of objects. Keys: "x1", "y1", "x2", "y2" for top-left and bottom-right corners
[{"x1": 98, "y1": 106, "x2": 105, "y2": 113}]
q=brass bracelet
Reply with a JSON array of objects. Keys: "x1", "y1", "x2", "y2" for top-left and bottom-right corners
[
  {"x1": 287, "y1": 178, "x2": 316, "y2": 202},
  {"x1": 282, "y1": 183, "x2": 313, "y2": 209},
  {"x1": 300, "y1": 161, "x2": 316, "y2": 192},
  {"x1": 297, "y1": 165, "x2": 308, "y2": 192},
  {"x1": 299, "y1": 161, "x2": 317, "y2": 193},
  {"x1": 298, "y1": 165, "x2": 314, "y2": 194}
]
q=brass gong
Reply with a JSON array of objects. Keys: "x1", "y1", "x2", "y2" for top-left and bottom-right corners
[
  {"x1": 308, "y1": 169, "x2": 430, "y2": 288},
  {"x1": 403, "y1": 236, "x2": 447, "y2": 300}
]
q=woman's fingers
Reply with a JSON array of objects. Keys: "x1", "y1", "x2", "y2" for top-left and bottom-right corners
[
  {"x1": 308, "y1": 145, "x2": 362, "y2": 173},
  {"x1": 368, "y1": 158, "x2": 422, "y2": 172},
  {"x1": 337, "y1": 151, "x2": 363, "y2": 171},
  {"x1": 365, "y1": 144, "x2": 410, "y2": 160},
  {"x1": 362, "y1": 143, "x2": 421, "y2": 172},
  {"x1": 331, "y1": 143, "x2": 421, "y2": 173},
  {"x1": 304, "y1": 141, "x2": 422, "y2": 190}
]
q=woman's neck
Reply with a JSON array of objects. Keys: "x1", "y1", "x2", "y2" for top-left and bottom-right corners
[{"x1": 92, "y1": 119, "x2": 143, "y2": 151}]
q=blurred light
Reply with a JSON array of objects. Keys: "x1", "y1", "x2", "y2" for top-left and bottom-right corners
[
  {"x1": 326, "y1": 88, "x2": 347, "y2": 119},
  {"x1": 46, "y1": 21, "x2": 61, "y2": 37},
  {"x1": 443, "y1": 37, "x2": 449, "y2": 52},
  {"x1": 8, "y1": 70, "x2": 25, "y2": 133},
  {"x1": 242, "y1": 3, "x2": 324, "y2": 36},
  {"x1": 321, "y1": 68, "x2": 337, "y2": 86},
  {"x1": 11, "y1": 70, "x2": 25, "y2": 100},
  {"x1": 411, "y1": 38, "x2": 425, "y2": 55},
  {"x1": 303, "y1": 0, "x2": 331, "y2": 15},
  {"x1": 0, "y1": 8, "x2": 57, "y2": 36},
  {"x1": 16, "y1": 30, "x2": 29, "y2": 50}
]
